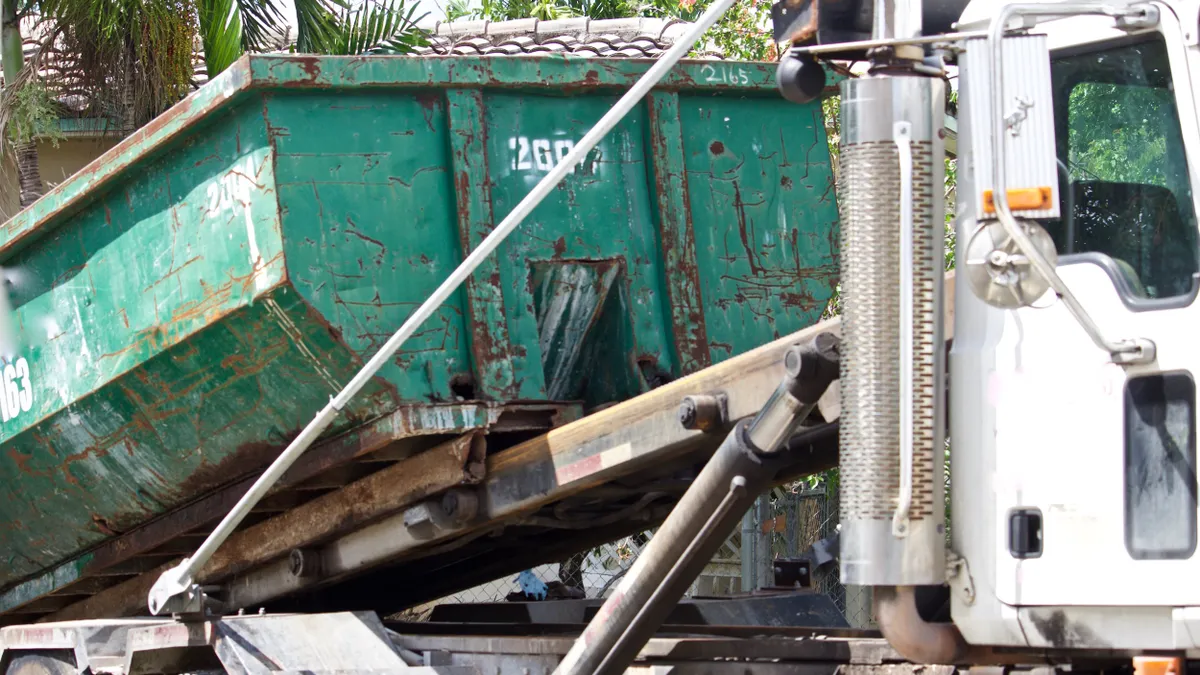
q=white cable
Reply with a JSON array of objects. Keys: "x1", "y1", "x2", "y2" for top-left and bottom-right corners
[
  {"x1": 892, "y1": 121, "x2": 913, "y2": 538},
  {"x1": 147, "y1": 0, "x2": 740, "y2": 615}
]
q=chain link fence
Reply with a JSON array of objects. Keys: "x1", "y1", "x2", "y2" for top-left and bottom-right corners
[
  {"x1": 404, "y1": 481, "x2": 874, "y2": 627},
  {"x1": 759, "y1": 484, "x2": 873, "y2": 628}
]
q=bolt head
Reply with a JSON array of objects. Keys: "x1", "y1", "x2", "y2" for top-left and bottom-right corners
[
  {"x1": 678, "y1": 399, "x2": 698, "y2": 428},
  {"x1": 442, "y1": 491, "x2": 459, "y2": 516},
  {"x1": 784, "y1": 347, "x2": 804, "y2": 376}
]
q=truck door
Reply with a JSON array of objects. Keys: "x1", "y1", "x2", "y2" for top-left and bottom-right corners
[{"x1": 986, "y1": 5, "x2": 1200, "y2": 608}]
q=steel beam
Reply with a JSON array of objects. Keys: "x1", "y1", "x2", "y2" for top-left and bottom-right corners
[
  {"x1": 44, "y1": 434, "x2": 488, "y2": 621},
  {"x1": 203, "y1": 433, "x2": 486, "y2": 583},
  {"x1": 48, "y1": 275, "x2": 956, "y2": 619},
  {"x1": 211, "y1": 319, "x2": 853, "y2": 611},
  {"x1": 0, "y1": 402, "x2": 567, "y2": 619}
]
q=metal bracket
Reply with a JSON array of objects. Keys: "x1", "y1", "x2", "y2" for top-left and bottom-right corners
[
  {"x1": 1116, "y1": 2, "x2": 1160, "y2": 30},
  {"x1": 678, "y1": 393, "x2": 729, "y2": 432},
  {"x1": 784, "y1": 30, "x2": 989, "y2": 56},
  {"x1": 162, "y1": 583, "x2": 223, "y2": 621},
  {"x1": 946, "y1": 552, "x2": 976, "y2": 606},
  {"x1": 148, "y1": 560, "x2": 197, "y2": 617},
  {"x1": 1111, "y1": 338, "x2": 1157, "y2": 365}
]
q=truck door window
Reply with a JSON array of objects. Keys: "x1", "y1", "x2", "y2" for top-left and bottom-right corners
[
  {"x1": 1124, "y1": 372, "x2": 1197, "y2": 560},
  {"x1": 1047, "y1": 35, "x2": 1199, "y2": 300}
]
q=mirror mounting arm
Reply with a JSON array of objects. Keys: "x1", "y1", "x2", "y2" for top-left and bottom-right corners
[{"x1": 985, "y1": 2, "x2": 1159, "y2": 366}]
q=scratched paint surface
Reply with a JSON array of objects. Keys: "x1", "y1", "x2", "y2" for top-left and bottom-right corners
[
  {"x1": 0, "y1": 103, "x2": 394, "y2": 583},
  {"x1": 269, "y1": 90, "x2": 471, "y2": 398},
  {"x1": 486, "y1": 93, "x2": 672, "y2": 403},
  {"x1": 0, "y1": 54, "x2": 837, "y2": 594},
  {"x1": 486, "y1": 87, "x2": 838, "y2": 392},
  {"x1": 680, "y1": 94, "x2": 839, "y2": 361}
]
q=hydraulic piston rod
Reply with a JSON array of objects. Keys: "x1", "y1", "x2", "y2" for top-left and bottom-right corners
[{"x1": 554, "y1": 332, "x2": 840, "y2": 675}]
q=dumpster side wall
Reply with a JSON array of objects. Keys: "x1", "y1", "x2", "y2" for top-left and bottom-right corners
[
  {"x1": 269, "y1": 89, "x2": 475, "y2": 403},
  {"x1": 679, "y1": 94, "x2": 839, "y2": 362},
  {"x1": 267, "y1": 80, "x2": 840, "y2": 408},
  {"x1": 0, "y1": 102, "x2": 395, "y2": 585}
]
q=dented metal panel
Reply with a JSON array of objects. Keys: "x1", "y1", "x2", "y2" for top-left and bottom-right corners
[{"x1": 0, "y1": 54, "x2": 837, "y2": 610}]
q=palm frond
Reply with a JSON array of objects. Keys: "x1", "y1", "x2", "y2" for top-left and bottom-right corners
[
  {"x1": 234, "y1": 0, "x2": 285, "y2": 52},
  {"x1": 323, "y1": 0, "x2": 429, "y2": 56},
  {"x1": 35, "y1": 0, "x2": 197, "y2": 129},
  {"x1": 293, "y1": 0, "x2": 343, "y2": 53},
  {"x1": 443, "y1": 0, "x2": 475, "y2": 22},
  {"x1": 198, "y1": 0, "x2": 242, "y2": 76}
]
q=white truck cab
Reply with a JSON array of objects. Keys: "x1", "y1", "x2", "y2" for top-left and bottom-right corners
[{"x1": 950, "y1": 0, "x2": 1200, "y2": 653}]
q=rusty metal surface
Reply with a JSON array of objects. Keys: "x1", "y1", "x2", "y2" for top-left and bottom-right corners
[
  {"x1": 182, "y1": 321, "x2": 847, "y2": 613},
  {"x1": 0, "y1": 403, "x2": 562, "y2": 619},
  {"x1": 448, "y1": 88, "x2": 525, "y2": 401},
  {"x1": 39, "y1": 431, "x2": 487, "y2": 622},
  {"x1": 201, "y1": 433, "x2": 486, "y2": 582},
  {"x1": 647, "y1": 91, "x2": 711, "y2": 376},
  {"x1": 195, "y1": 277, "x2": 957, "y2": 615}
]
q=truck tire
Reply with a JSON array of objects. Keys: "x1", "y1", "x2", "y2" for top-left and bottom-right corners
[{"x1": 5, "y1": 653, "x2": 76, "y2": 675}]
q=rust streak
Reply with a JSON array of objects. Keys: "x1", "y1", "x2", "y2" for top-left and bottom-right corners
[{"x1": 142, "y1": 255, "x2": 203, "y2": 293}]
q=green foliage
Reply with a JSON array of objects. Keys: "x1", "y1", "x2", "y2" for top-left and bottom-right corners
[
  {"x1": 473, "y1": 0, "x2": 575, "y2": 20},
  {"x1": 638, "y1": 0, "x2": 775, "y2": 60},
  {"x1": 444, "y1": 0, "x2": 472, "y2": 20},
  {"x1": 944, "y1": 88, "x2": 958, "y2": 269},
  {"x1": 822, "y1": 95, "x2": 839, "y2": 176},
  {"x1": 320, "y1": 0, "x2": 429, "y2": 55},
  {"x1": 234, "y1": 0, "x2": 287, "y2": 51},
  {"x1": 40, "y1": 0, "x2": 198, "y2": 127},
  {"x1": 461, "y1": 0, "x2": 777, "y2": 60},
  {"x1": 40, "y1": 0, "x2": 428, "y2": 100},
  {"x1": 197, "y1": 0, "x2": 290, "y2": 76},
  {"x1": 199, "y1": 0, "x2": 246, "y2": 76},
  {"x1": 944, "y1": 156, "x2": 956, "y2": 270},
  {"x1": 459, "y1": 0, "x2": 637, "y2": 21},
  {"x1": 200, "y1": 0, "x2": 429, "y2": 78},
  {"x1": 1066, "y1": 82, "x2": 1181, "y2": 192},
  {"x1": 5, "y1": 78, "x2": 62, "y2": 146}
]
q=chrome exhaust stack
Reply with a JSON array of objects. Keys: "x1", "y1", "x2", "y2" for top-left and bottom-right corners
[
  {"x1": 837, "y1": 73, "x2": 947, "y2": 589},
  {"x1": 833, "y1": 0, "x2": 956, "y2": 658}
]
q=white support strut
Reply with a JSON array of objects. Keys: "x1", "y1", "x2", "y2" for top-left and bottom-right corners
[{"x1": 146, "y1": 0, "x2": 743, "y2": 616}]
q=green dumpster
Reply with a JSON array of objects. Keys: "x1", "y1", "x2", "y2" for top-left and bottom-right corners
[{"x1": 0, "y1": 54, "x2": 838, "y2": 591}]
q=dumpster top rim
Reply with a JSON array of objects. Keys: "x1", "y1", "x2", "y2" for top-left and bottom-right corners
[{"x1": 0, "y1": 53, "x2": 797, "y2": 263}]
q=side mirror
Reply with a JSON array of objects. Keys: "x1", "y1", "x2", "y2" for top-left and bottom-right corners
[{"x1": 964, "y1": 219, "x2": 1058, "y2": 309}]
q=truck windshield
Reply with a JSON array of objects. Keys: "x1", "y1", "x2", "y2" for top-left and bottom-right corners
[{"x1": 1046, "y1": 34, "x2": 1199, "y2": 301}]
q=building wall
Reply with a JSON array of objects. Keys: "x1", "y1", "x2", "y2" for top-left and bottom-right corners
[{"x1": 0, "y1": 137, "x2": 120, "y2": 221}]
